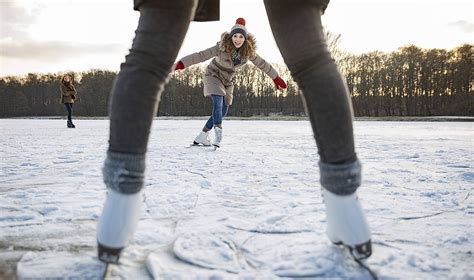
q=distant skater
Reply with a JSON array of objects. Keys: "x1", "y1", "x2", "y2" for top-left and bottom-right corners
[
  {"x1": 97, "y1": 0, "x2": 372, "y2": 267},
  {"x1": 59, "y1": 74, "x2": 77, "y2": 128},
  {"x1": 174, "y1": 17, "x2": 287, "y2": 148}
]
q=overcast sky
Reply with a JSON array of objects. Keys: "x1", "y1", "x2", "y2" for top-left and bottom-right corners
[{"x1": 0, "y1": 0, "x2": 472, "y2": 76}]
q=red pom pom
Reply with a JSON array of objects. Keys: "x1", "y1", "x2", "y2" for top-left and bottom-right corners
[
  {"x1": 235, "y1": 17, "x2": 246, "y2": 26},
  {"x1": 175, "y1": 61, "x2": 184, "y2": 71}
]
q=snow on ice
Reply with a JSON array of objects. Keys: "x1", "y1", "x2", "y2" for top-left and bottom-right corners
[{"x1": 0, "y1": 119, "x2": 472, "y2": 279}]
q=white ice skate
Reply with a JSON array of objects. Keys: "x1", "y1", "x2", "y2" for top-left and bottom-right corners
[
  {"x1": 323, "y1": 189, "x2": 372, "y2": 259},
  {"x1": 193, "y1": 130, "x2": 212, "y2": 146},
  {"x1": 213, "y1": 127, "x2": 222, "y2": 148},
  {"x1": 96, "y1": 189, "x2": 144, "y2": 263}
]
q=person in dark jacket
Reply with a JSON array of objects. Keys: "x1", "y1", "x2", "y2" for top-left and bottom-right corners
[
  {"x1": 174, "y1": 17, "x2": 287, "y2": 148},
  {"x1": 59, "y1": 74, "x2": 77, "y2": 128},
  {"x1": 96, "y1": 0, "x2": 371, "y2": 265}
]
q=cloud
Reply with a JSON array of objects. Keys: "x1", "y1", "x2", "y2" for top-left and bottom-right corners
[
  {"x1": 0, "y1": 1, "x2": 41, "y2": 39},
  {"x1": 0, "y1": 1, "x2": 135, "y2": 75},
  {"x1": 448, "y1": 20, "x2": 474, "y2": 33},
  {"x1": 0, "y1": 39, "x2": 124, "y2": 61}
]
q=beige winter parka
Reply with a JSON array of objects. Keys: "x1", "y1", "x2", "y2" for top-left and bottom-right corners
[
  {"x1": 59, "y1": 77, "x2": 77, "y2": 104},
  {"x1": 179, "y1": 32, "x2": 278, "y2": 106}
]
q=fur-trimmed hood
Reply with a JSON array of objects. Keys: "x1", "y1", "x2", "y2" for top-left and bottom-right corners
[{"x1": 218, "y1": 32, "x2": 257, "y2": 61}]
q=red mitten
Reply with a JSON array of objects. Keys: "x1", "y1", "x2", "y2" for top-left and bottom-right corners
[
  {"x1": 273, "y1": 76, "x2": 287, "y2": 90},
  {"x1": 175, "y1": 61, "x2": 184, "y2": 71}
]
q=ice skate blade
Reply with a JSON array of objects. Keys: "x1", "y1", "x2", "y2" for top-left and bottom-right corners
[
  {"x1": 332, "y1": 239, "x2": 372, "y2": 260},
  {"x1": 97, "y1": 242, "x2": 123, "y2": 264},
  {"x1": 192, "y1": 141, "x2": 211, "y2": 146}
]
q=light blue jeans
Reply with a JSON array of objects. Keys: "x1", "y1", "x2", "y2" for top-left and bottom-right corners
[{"x1": 205, "y1": 95, "x2": 229, "y2": 129}]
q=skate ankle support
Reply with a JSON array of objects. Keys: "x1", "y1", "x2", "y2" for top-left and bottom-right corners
[
  {"x1": 319, "y1": 160, "x2": 361, "y2": 195},
  {"x1": 102, "y1": 150, "x2": 146, "y2": 194}
]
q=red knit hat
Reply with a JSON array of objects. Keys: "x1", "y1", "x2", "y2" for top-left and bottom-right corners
[{"x1": 230, "y1": 17, "x2": 247, "y2": 38}]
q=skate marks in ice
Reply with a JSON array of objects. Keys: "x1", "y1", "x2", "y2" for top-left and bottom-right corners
[
  {"x1": 223, "y1": 213, "x2": 316, "y2": 234},
  {"x1": 147, "y1": 246, "x2": 239, "y2": 279},
  {"x1": 98, "y1": 218, "x2": 178, "y2": 279},
  {"x1": 99, "y1": 245, "x2": 155, "y2": 279},
  {"x1": 174, "y1": 234, "x2": 235, "y2": 272},
  {"x1": 146, "y1": 231, "x2": 271, "y2": 278},
  {"x1": 367, "y1": 210, "x2": 471, "y2": 278},
  {"x1": 102, "y1": 218, "x2": 178, "y2": 278},
  {"x1": 240, "y1": 232, "x2": 363, "y2": 278},
  {"x1": 16, "y1": 247, "x2": 154, "y2": 280},
  {"x1": 0, "y1": 204, "x2": 44, "y2": 228},
  {"x1": 146, "y1": 232, "x2": 243, "y2": 279},
  {"x1": 146, "y1": 230, "x2": 375, "y2": 279},
  {"x1": 149, "y1": 232, "x2": 242, "y2": 274},
  {"x1": 186, "y1": 143, "x2": 220, "y2": 151},
  {"x1": 16, "y1": 251, "x2": 106, "y2": 279},
  {"x1": 15, "y1": 218, "x2": 177, "y2": 279}
]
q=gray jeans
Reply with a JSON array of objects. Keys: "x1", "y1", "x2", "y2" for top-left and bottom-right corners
[{"x1": 104, "y1": 0, "x2": 361, "y2": 196}]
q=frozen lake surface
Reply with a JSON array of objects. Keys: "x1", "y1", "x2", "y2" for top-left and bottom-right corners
[{"x1": 0, "y1": 119, "x2": 472, "y2": 279}]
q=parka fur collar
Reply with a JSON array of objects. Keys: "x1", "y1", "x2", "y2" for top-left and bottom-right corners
[{"x1": 218, "y1": 32, "x2": 257, "y2": 61}]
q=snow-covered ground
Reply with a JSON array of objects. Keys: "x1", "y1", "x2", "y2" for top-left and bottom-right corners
[{"x1": 0, "y1": 119, "x2": 472, "y2": 279}]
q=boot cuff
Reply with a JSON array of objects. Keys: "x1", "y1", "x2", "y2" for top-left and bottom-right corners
[
  {"x1": 319, "y1": 160, "x2": 362, "y2": 195},
  {"x1": 102, "y1": 151, "x2": 146, "y2": 194}
]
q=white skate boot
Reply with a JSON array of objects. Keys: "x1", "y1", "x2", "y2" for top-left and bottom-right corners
[
  {"x1": 323, "y1": 188, "x2": 372, "y2": 259},
  {"x1": 96, "y1": 189, "x2": 143, "y2": 263},
  {"x1": 193, "y1": 130, "x2": 212, "y2": 146},
  {"x1": 213, "y1": 127, "x2": 222, "y2": 148}
]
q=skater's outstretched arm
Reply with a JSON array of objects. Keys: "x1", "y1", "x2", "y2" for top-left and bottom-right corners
[
  {"x1": 177, "y1": 45, "x2": 219, "y2": 69},
  {"x1": 249, "y1": 53, "x2": 287, "y2": 90},
  {"x1": 249, "y1": 53, "x2": 278, "y2": 79}
]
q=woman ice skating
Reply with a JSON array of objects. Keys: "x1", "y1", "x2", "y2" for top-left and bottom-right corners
[
  {"x1": 97, "y1": 0, "x2": 373, "y2": 268},
  {"x1": 59, "y1": 74, "x2": 77, "y2": 128},
  {"x1": 174, "y1": 17, "x2": 288, "y2": 148}
]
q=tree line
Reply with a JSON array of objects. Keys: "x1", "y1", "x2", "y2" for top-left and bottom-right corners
[{"x1": 0, "y1": 44, "x2": 471, "y2": 118}]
